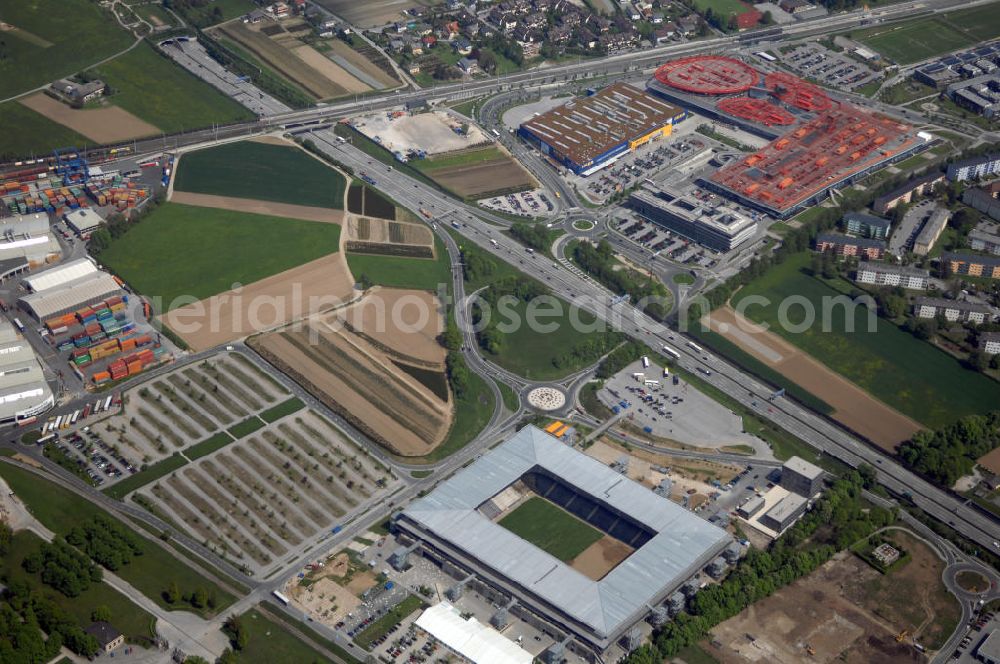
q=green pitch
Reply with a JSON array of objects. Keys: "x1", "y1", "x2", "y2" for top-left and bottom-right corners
[
  {"x1": 99, "y1": 203, "x2": 341, "y2": 309},
  {"x1": 174, "y1": 141, "x2": 347, "y2": 208},
  {"x1": 498, "y1": 496, "x2": 605, "y2": 562}
]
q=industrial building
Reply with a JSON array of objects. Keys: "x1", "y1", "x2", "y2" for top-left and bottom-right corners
[
  {"x1": 941, "y1": 252, "x2": 1000, "y2": 279},
  {"x1": 737, "y1": 495, "x2": 765, "y2": 519},
  {"x1": 414, "y1": 602, "x2": 533, "y2": 664},
  {"x1": 0, "y1": 319, "x2": 54, "y2": 424},
  {"x1": 913, "y1": 207, "x2": 950, "y2": 256},
  {"x1": 780, "y1": 457, "x2": 824, "y2": 498},
  {"x1": 913, "y1": 297, "x2": 994, "y2": 324},
  {"x1": 947, "y1": 73, "x2": 1000, "y2": 119},
  {"x1": 64, "y1": 208, "x2": 106, "y2": 237},
  {"x1": 976, "y1": 628, "x2": 1000, "y2": 664},
  {"x1": 872, "y1": 172, "x2": 946, "y2": 214},
  {"x1": 393, "y1": 425, "x2": 731, "y2": 655},
  {"x1": 759, "y1": 493, "x2": 809, "y2": 533},
  {"x1": 843, "y1": 211, "x2": 892, "y2": 239},
  {"x1": 19, "y1": 258, "x2": 123, "y2": 321},
  {"x1": 517, "y1": 83, "x2": 686, "y2": 176},
  {"x1": 815, "y1": 233, "x2": 886, "y2": 259},
  {"x1": 947, "y1": 154, "x2": 1000, "y2": 182},
  {"x1": 0, "y1": 214, "x2": 61, "y2": 269},
  {"x1": 854, "y1": 262, "x2": 929, "y2": 290},
  {"x1": 706, "y1": 104, "x2": 928, "y2": 219},
  {"x1": 629, "y1": 182, "x2": 757, "y2": 251}
]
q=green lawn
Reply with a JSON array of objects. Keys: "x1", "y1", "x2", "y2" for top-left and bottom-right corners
[
  {"x1": 174, "y1": 0, "x2": 257, "y2": 26},
  {"x1": 0, "y1": 530, "x2": 157, "y2": 642},
  {"x1": 732, "y1": 253, "x2": 1000, "y2": 428},
  {"x1": 673, "y1": 272, "x2": 696, "y2": 285},
  {"x1": 347, "y1": 235, "x2": 451, "y2": 292},
  {"x1": 0, "y1": 463, "x2": 237, "y2": 617},
  {"x1": 174, "y1": 141, "x2": 346, "y2": 208},
  {"x1": 499, "y1": 497, "x2": 604, "y2": 561},
  {"x1": 186, "y1": 431, "x2": 237, "y2": 461},
  {"x1": 941, "y1": 3, "x2": 1000, "y2": 42},
  {"x1": 88, "y1": 41, "x2": 253, "y2": 133},
  {"x1": 260, "y1": 397, "x2": 305, "y2": 423},
  {"x1": 498, "y1": 381, "x2": 520, "y2": 412},
  {"x1": 691, "y1": 0, "x2": 750, "y2": 17},
  {"x1": 0, "y1": 102, "x2": 89, "y2": 160},
  {"x1": 411, "y1": 146, "x2": 509, "y2": 173},
  {"x1": 102, "y1": 452, "x2": 188, "y2": 500},
  {"x1": 228, "y1": 416, "x2": 265, "y2": 438},
  {"x1": 418, "y1": 365, "x2": 493, "y2": 464},
  {"x1": 233, "y1": 606, "x2": 333, "y2": 663},
  {"x1": 134, "y1": 3, "x2": 175, "y2": 28},
  {"x1": 0, "y1": 0, "x2": 133, "y2": 99},
  {"x1": 99, "y1": 203, "x2": 341, "y2": 309},
  {"x1": 353, "y1": 596, "x2": 425, "y2": 651},
  {"x1": 848, "y1": 7, "x2": 999, "y2": 65}
]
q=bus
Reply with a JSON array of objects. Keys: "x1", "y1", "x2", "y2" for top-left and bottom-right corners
[
  {"x1": 687, "y1": 341, "x2": 703, "y2": 353},
  {"x1": 70, "y1": 410, "x2": 80, "y2": 425},
  {"x1": 37, "y1": 433, "x2": 56, "y2": 446},
  {"x1": 272, "y1": 590, "x2": 290, "y2": 606},
  {"x1": 641, "y1": 356, "x2": 650, "y2": 368},
  {"x1": 492, "y1": 129, "x2": 501, "y2": 138},
  {"x1": 53, "y1": 415, "x2": 63, "y2": 429},
  {"x1": 13, "y1": 318, "x2": 24, "y2": 332},
  {"x1": 662, "y1": 345, "x2": 681, "y2": 360}
]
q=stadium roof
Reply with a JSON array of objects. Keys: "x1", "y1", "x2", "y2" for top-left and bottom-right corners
[
  {"x1": 400, "y1": 426, "x2": 730, "y2": 643},
  {"x1": 415, "y1": 602, "x2": 533, "y2": 664},
  {"x1": 24, "y1": 258, "x2": 99, "y2": 293},
  {"x1": 20, "y1": 272, "x2": 121, "y2": 320}
]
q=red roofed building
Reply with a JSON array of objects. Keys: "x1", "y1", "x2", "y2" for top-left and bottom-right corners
[{"x1": 421, "y1": 34, "x2": 437, "y2": 47}]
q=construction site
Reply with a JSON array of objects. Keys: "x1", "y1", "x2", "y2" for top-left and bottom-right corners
[{"x1": 645, "y1": 55, "x2": 930, "y2": 219}]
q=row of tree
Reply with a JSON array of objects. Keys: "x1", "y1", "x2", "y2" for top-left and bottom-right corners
[
  {"x1": 622, "y1": 472, "x2": 895, "y2": 662},
  {"x1": 897, "y1": 411, "x2": 1000, "y2": 486},
  {"x1": 508, "y1": 223, "x2": 555, "y2": 252},
  {"x1": 65, "y1": 514, "x2": 142, "y2": 572},
  {"x1": 572, "y1": 240, "x2": 671, "y2": 320}
]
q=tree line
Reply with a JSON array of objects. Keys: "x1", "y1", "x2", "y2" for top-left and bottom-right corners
[
  {"x1": 572, "y1": 240, "x2": 671, "y2": 320},
  {"x1": 898, "y1": 411, "x2": 1000, "y2": 486}
]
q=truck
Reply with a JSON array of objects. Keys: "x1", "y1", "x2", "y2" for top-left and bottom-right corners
[
  {"x1": 490, "y1": 238, "x2": 499, "y2": 247},
  {"x1": 70, "y1": 410, "x2": 80, "y2": 425},
  {"x1": 13, "y1": 318, "x2": 24, "y2": 332},
  {"x1": 419, "y1": 208, "x2": 433, "y2": 219},
  {"x1": 662, "y1": 345, "x2": 681, "y2": 360},
  {"x1": 687, "y1": 341, "x2": 703, "y2": 353},
  {"x1": 641, "y1": 356, "x2": 650, "y2": 369},
  {"x1": 360, "y1": 172, "x2": 377, "y2": 186}
]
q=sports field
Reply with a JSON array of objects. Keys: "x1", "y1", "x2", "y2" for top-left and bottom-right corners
[
  {"x1": 99, "y1": 203, "x2": 341, "y2": 308},
  {"x1": 87, "y1": 41, "x2": 253, "y2": 133},
  {"x1": 851, "y1": 5, "x2": 1000, "y2": 64},
  {"x1": 0, "y1": 0, "x2": 133, "y2": 99},
  {"x1": 175, "y1": 140, "x2": 346, "y2": 208},
  {"x1": 731, "y1": 253, "x2": 1000, "y2": 429},
  {"x1": 498, "y1": 497, "x2": 605, "y2": 562},
  {"x1": 0, "y1": 101, "x2": 88, "y2": 159}
]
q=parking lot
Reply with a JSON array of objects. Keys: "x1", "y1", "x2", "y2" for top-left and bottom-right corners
[
  {"x1": 41, "y1": 408, "x2": 141, "y2": 488},
  {"x1": 946, "y1": 607, "x2": 998, "y2": 662},
  {"x1": 478, "y1": 188, "x2": 555, "y2": 217},
  {"x1": 890, "y1": 198, "x2": 936, "y2": 256},
  {"x1": 611, "y1": 205, "x2": 717, "y2": 268},
  {"x1": 779, "y1": 42, "x2": 880, "y2": 92}
]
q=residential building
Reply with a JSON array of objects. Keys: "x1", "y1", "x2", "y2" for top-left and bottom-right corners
[
  {"x1": 913, "y1": 297, "x2": 993, "y2": 324},
  {"x1": 872, "y1": 172, "x2": 945, "y2": 214},
  {"x1": 854, "y1": 262, "x2": 930, "y2": 290},
  {"x1": 980, "y1": 332, "x2": 1000, "y2": 355},
  {"x1": 85, "y1": 622, "x2": 124, "y2": 654},
  {"x1": 964, "y1": 183, "x2": 1000, "y2": 223},
  {"x1": 50, "y1": 79, "x2": 105, "y2": 104},
  {"x1": 780, "y1": 457, "x2": 824, "y2": 498},
  {"x1": 941, "y1": 252, "x2": 1000, "y2": 279},
  {"x1": 872, "y1": 543, "x2": 900, "y2": 566},
  {"x1": 913, "y1": 206, "x2": 950, "y2": 255},
  {"x1": 815, "y1": 233, "x2": 886, "y2": 259},
  {"x1": 843, "y1": 211, "x2": 892, "y2": 239},
  {"x1": 970, "y1": 223, "x2": 1000, "y2": 255},
  {"x1": 457, "y1": 57, "x2": 479, "y2": 75},
  {"x1": 947, "y1": 153, "x2": 1000, "y2": 182}
]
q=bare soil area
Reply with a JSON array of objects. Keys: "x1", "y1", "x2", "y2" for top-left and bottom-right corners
[
  {"x1": 20, "y1": 92, "x2": 159, "y2": 143},
  {"x1": 162, "y1": 252, "x2": 356, "y2": 351},
  {"x1": 290, "y1": 44, "x2": 370, "y2": 94},
  {"x1": 570, "y1": 536, "x2": 634, "y2": 581},
  {"x1": 334, "y1": 288, "x2": 445, "y2": 367},
  {"x1": 169, "y1": 191, "x2": 346, "y2": 224},
  {"x1": 327, "y1": 39, "x2": 398, "y2": 88},
  {"x1": 429, "y1": 159, "x2": 536, "y2": 198},
  {"x1": 250, "y1": 317, "x2": 452, "y2": 456},
  {"x1": 705, "y1": 306, "x2": 922, "y2": 450}
]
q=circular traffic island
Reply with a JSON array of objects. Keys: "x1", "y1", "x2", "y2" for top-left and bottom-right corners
[
  {"x1": 526, "y1": 386, "x2": 567, "y2": 412},
  {"x1": 956, "y1": 570, "x2": 990, "y2": 594},
  {"x1": 571, "y1": 219, "x2": 595, "y2": 232}
]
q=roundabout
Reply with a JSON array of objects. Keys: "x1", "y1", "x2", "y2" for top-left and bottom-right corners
[{"x1": 526, "y1": 386, "x2": 567, "y2": 411}]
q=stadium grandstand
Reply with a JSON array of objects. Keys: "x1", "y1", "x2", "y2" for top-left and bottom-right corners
[
  {"x1": 517, "y1": 83, "x2": 686, "y2": 176},
  {"x1": 394, "y1": 426, "x2": 731, "y2": 655},
  {"x1": 0, "y1": 319, "x2": 54, "y2": 424}
]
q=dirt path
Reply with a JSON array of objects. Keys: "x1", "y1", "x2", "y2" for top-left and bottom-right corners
[
  {"x1": 703, "y1": 306, "x2": 923, "y2": 450},
  {"x1": 20, "y1": 92, "x2": 160, "y2": 142}
]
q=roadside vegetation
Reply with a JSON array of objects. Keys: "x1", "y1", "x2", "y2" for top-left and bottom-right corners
[{"x1": 572, "y1": 240, "x2": 673, "y2": 320}]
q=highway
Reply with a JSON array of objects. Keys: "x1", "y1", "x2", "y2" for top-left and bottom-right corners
[{"x1": 303, "y1": 128, "x2": 1000, "y2": 558}]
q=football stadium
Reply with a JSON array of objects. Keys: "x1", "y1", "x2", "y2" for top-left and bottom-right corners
[
  {"x1": 517, "y1": 83, "x2": 687, "y2": 176},
  {"x1": 393, "y1": 426, "x2": 732, "y2": 655}
]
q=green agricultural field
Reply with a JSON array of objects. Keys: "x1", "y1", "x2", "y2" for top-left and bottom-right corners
[
  {"x1": 941, "y1": 3, "x2": 1000, "y2": 42},
  {"x1": 99, "y1": 203, "x2": 341, "y2": 308},
  {"x1": 174, "y1": 141, "x2": 346, "y2": 208},
  {"x1": 0, "y1": 463, "x2": 237, "y2": 617},
  {"x1": 0, "y1": 0, "x2": 134, "y2": 99},
  {"x1": 231, "y1": 607, "x2": 333, "y2": 663},
  {"x1": 347, "y1": 235, "x2": 451, "y2": 292},
  {"x1": 499, "y1": 497, "x2": 604, "y2": 561},
  {"x1": 88, "y1": 42, "x2": 253, "y2": 133},
  {"x1": 410, "y1": 146, "x2": 509, "y2": 173},
  {"x1": 173, "y1": 0, "x2": 257, "y2": 27},
  {"x1": 1, "y1": 530, "x2": 157, "y2": 642},
  {"x1": 0, "y1": 102, "x2": 90, "y2": 159},
  {"x1": 732, "y1": 253, "x2": 1000, "y2": 428}
]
